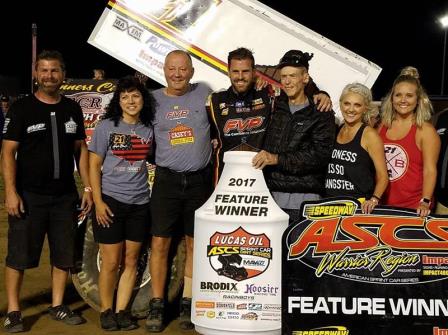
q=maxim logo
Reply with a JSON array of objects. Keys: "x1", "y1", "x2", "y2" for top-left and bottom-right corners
[
  {"x1": 113, "y1": 16, "x2": 143, "y2": 40},
  {"x1": 434, "y1": 327, "x2": 448, "y2": 335}
]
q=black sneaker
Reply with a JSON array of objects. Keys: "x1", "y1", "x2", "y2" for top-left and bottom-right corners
[
  {"x1": 100, "y1": 309, "x2": 118, "y2": 331},
  {"x1": 4, "y1": 311, "x2": 24, "y2": 333},
  {"x1": 145, "y1": 298, "x2": 165, "y2": 333},
  {"x1": 116, "y1": 310, "x2": 139, "y2": 331},
  {"x1": 178, "y1": 297, "x2": 194, "y2": 331},
  {"x1": 48, "y1": 305, "x2": 86, "y2": 325}
]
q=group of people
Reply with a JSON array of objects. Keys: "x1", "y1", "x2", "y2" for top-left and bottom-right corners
[
  {"x1": 325, "y1": 66, "x2": 440, "y2": 218},
  {"x1": 1, "y1": 46, "x2": 444, "y2": 334}
]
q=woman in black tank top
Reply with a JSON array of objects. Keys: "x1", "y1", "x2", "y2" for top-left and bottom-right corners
[{"x1": 325, "y1": 83, "x2": 388, "y2": 214}]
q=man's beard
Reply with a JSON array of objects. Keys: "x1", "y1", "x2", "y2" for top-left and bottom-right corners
[{"x1": 38, "y1": 81, "x2": 60, "y2": 94}]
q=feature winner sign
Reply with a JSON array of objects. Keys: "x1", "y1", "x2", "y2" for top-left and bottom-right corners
[
  {"x1": 192, "y1": 152, "x2": 288, "y2": 334},
  {"x1": 282, "y1": 198, "x2": 448, "y2": 335}
]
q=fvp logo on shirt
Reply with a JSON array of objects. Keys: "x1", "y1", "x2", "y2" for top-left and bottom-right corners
[{"x1": 26, "y1": 123, "x2": 46, "y2": 133}]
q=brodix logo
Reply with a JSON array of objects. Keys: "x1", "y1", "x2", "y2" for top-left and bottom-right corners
[{"x1": 286, "y1": 199, "x2": 448, "y2": 283}]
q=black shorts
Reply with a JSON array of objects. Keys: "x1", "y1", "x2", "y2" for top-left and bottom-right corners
[
  {"x1": 6, "y1": 191, "x2": 79, "y2": 270},
  {"x1": 92, "y1": 194, "x2": 150, "y2": 244},
  {"x1": 150, "y1": 165, "x2": 212, "y2": 237}
]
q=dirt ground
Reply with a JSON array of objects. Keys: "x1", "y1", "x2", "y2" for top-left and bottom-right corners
[{"x1": 0, "y1": 182, "x2": 199, "y2": 334}]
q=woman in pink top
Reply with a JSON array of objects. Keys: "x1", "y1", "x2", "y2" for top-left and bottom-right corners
[{"x1": 379, "y1": 67, "x2": 440, "y2": 217}]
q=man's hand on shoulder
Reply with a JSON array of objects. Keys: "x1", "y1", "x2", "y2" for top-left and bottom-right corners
[
  {"x1": 254, "y1": 75, "x2": 269, "y2": 91},
  {"x1": 313, "y1": 92, "x2": 332, "y2": 112}
]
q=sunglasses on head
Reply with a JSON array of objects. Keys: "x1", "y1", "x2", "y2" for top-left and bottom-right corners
[
  {"x1": 279, "y1": 52, "x2": 313, "y2": 67},
  {"x1": 282, "y1": 54, "x2": 304, "y2": 64}
]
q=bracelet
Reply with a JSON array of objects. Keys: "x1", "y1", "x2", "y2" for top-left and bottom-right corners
[
  {"x1": 84, "y1": 186, "x2": 92, "y2": 193},
  {"x1": 371, "y1": 194, "x2": 381, "y2": 202}
]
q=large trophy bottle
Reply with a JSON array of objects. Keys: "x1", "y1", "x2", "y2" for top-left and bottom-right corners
[{"x1": 192, "y1": 151, "x2": 288, "y2": 335}]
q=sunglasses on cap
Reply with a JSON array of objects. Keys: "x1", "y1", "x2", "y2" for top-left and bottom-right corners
[{"x1": 278, "y1": 52, "x2": 313, "y2": 69}]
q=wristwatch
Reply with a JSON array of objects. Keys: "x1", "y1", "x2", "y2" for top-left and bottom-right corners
[{"x1": 419, "y1": 197, "x2": 431, "y2": 206}]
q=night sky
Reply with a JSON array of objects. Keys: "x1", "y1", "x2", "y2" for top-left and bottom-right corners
[{"x1": 2, "y1": 0, "x2": 448, "y2": 100}]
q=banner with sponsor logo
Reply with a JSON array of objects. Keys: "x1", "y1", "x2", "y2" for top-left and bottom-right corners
[
  {"x1": 60, "y1": 79, "x2": 116, "y2": 144},
  {"x1": 282, "y1": 198, "x2": 448, "y2": 335},
  {"x1": 88, "y1": 0, "x2": 381, "y2": 116}
]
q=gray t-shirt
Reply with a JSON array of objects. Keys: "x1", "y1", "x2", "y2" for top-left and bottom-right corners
[
  {"x1": 89, "y1": 118, "x2": 153, "y2": 204},
  {"x1": 151, "y1": 82, "x2": 212, "y2": 172}
]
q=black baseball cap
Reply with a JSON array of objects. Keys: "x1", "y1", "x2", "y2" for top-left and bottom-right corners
[{"x1": 277, "y1": 50, "x2": 314, "y2": 70}]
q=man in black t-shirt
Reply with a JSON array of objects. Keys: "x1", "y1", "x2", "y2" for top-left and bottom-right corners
[{"x1": 2, "y1": 50, "x2": 92, "y2": 332}]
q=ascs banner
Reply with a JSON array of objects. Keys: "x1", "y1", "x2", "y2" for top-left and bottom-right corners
[{"x1": 283, "y1": 198, "x2": 448, "y2": 335}]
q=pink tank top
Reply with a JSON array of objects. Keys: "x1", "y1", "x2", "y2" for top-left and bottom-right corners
[{"x1": 379, "y1": 124, "x2": 423, "y2": 209}]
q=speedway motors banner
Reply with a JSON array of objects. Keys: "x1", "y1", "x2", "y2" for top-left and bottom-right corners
[
  {"x1": 283, "y1": 198, "x2": 448, "y2": 335},
  {"x1": 88, "y1": 0, "x2": 381, "y2": 116}
]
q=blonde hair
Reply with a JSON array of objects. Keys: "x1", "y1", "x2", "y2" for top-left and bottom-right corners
[
  {"x1": 339, "y1": 83, "x2": 377, "y2": 125},
  {"x1": 400, "y1": 66, "x2": 419, "y2": 79},
  {"x1": 381, "y1": 67, "x2": 432, "y2": 127}
]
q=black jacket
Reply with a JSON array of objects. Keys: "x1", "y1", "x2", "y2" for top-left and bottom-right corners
[{"x1": 263, "y1": 93, "x2": 336, "y2": 194}]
